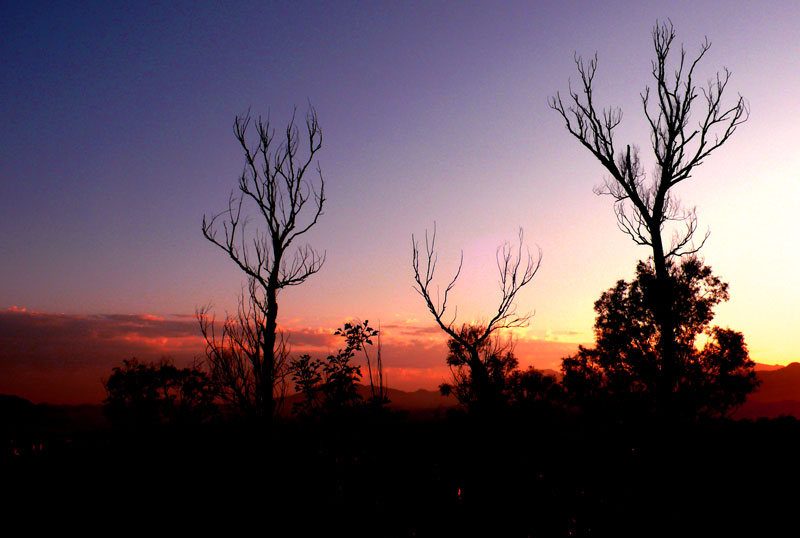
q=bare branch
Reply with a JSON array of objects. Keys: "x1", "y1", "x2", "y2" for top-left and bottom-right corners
[
  {"x1": 411, "y1": 224, "x2": 464, "y2": 339},
  {"x1": 485, "y1": 228, "x2": 542, "y2": 336}
]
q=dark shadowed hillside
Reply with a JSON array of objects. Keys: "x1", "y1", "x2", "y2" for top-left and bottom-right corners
[
  {"x1": 1, "y1": 394, "x2": 108, "y2": 436},
  {"x1": 281, "y1": 384, "x2": 458, "y2": 419},
  {"x1": 736, "y1": 363, "x2": 800, "y2": 419}
]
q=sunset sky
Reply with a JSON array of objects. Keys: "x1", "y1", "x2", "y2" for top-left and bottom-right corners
[{"x1": 2, "y1": 1, "x2": 799, "y2": 404}]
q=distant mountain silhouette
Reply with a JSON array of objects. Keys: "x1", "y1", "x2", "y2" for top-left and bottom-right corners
[
  {"x1": 281, "y1": 384, "x2": 458, "y2": 418},
  {"x1": 380, "y1": 385, "x2": 457, "y2": 410},
  {"x1": 0, "y1": 394, "x2": 108, "y2": 435},
  {"x1": 754, "y1": 362, "x2": 786, "y2": 372},
  {"x1": 539, "y1": 368, "x2": 562, "y2": 381},
  {"x1": 736, "y1": 363, "x2": 800, "y2": 419}
]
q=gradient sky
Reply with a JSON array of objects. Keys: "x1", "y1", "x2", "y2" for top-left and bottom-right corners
[{"x1": 2, "y1": 1, "x2": 799, "y2": 403}]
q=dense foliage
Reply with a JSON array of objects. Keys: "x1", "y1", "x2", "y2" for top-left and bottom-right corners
[
  {"x1": 439, "y1": 325, "x2": 518, "y2": 408},
  {"x1": 441, "y1": 325, "x2": 562, "y2": 413},
  {"x1": 562, "y1": 257, "x2": 758, "y2": 418},
  {"x1": 103, "y1": 358, "x2": 216, "y2": 429}
]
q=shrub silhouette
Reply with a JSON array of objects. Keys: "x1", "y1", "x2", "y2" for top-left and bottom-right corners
[{"x1": 290, "y1": 320, "x2": 387, "y2": 417}]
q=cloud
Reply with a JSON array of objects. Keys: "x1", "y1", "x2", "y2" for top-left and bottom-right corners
[
  {"x1": 0, "y1": 309, "x2": 205, "y2": 404},
  {"x1": 382, "y1": 366, "x2": 451, "y2": 390},
  {"x1": 280, "y1": 326, "x2": 339, "y2": 351},
  {"x1": 0, "y1": 308, "x2": 588, "y2": 404},
  {"x1": 380, "y1": 323, "x2": 443, "y2": 336}
]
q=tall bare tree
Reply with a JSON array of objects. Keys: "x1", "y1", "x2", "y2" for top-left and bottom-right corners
[
  {"x1": 201, "y1": 107, "x2": 325, "y2": 422},
  {"x1": 549, "y1": 21, "x2": 748, "y2": 403},
  {"x1": 412, "y1": 226, "x2": 540, "y2": 411}
]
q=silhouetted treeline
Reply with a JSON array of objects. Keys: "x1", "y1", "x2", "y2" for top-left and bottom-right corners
[{"x1": 102, "y1": 358, "x2": 217, "y2": 430}]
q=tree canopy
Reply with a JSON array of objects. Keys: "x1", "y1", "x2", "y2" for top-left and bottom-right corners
[
  {"x1": 441, "y1": 325, "x2": 562, "y2": 414},
  {"x1": 562, "y1": 257, "x2": 758, "y2": 418},
  {"x1": 103, "y1": 358, "x2": 216, "y2": 430}
]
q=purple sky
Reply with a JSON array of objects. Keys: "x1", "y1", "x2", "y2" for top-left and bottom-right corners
[{"x1": 2, "y1": 1, "x2": 799, "y2": 403}]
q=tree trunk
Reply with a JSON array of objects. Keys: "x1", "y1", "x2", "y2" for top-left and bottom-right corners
[
  {"x1": 468, "y1": 347, "x2": 492, "y2": 413},
  {"x1": 650, "y1": 232, "x2": 676, "y2": 413}
]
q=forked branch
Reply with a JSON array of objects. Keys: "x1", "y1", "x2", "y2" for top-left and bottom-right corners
[{"x1": 412, "y1": 225, "x2": 540, "y2": 350}]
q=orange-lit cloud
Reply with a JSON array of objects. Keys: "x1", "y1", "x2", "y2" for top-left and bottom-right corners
[
  {"x1": 0, "y1": 309, "x2": 204, "y2": 404},
  {"x1": 1, "y1": 308, "x2": 586, "y2": 404},
  {"x1": 282, "y1": 319, "x2": 584, "y2": 391}
]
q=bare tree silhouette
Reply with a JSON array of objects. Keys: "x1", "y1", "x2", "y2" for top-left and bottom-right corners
[
  {"x1": 412, "y1": 226, "x2": 540, "y2": 412},
  {"x1": 200, "y1": 106, "x2": 325, "y2": 422},
  {"x1": 550, "y1": 21, "x2": 748, "y2": 407}
]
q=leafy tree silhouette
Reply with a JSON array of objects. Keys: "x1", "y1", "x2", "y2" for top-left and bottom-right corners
[
  {"x1": 103, "y1": 358, "x2": 216, "y2": 430},
  {"x1": 562, "y1": 257, "x2": 758, "y2": 419},
  {"x1": 505, "y1": 366, "x2": 564, "y2": 414},
  {"x1": 439, "y1": 326, "x2": 518, "y2": 409},
  {"x1": 441, "y1": 325, "x2": 563, "y2": 413}
]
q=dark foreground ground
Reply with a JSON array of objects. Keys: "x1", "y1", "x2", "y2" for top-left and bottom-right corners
[{"x1": 4, "y1": 405, "x2": 800, "y2": 536}]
